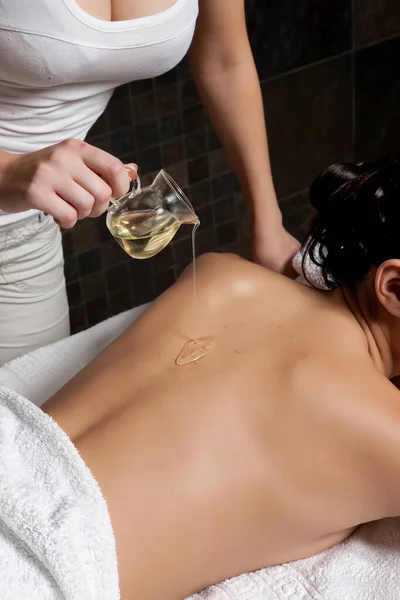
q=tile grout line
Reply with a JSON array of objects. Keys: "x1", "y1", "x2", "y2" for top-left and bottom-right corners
[
  {"x1": 355, "y1": 30, "x2": 400, "y2": 53},
  {"x1": 351, "y1": 0, "x2": 357, "y2": 160},
  {"x1": 278, "y1": 188, "x2": 309, "y2": 203},
  {"x1": 260, "y1": 50, "x2": 352, "y2": 86}
]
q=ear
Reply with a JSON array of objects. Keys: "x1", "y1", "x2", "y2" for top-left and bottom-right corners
[{"x1": 375, "y1": 260, "x2": 400, "y2": 316}]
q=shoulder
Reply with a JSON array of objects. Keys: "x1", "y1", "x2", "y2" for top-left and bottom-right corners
[
  {"x1": 193, "y1": 252, "x2": 250, "y2": 277},
  {"x1": 180, "y1": 252, "x2": 281, "y2": 297},
  {"x1": 188, "y1": 251, "x2": 278, "y2": 278}
]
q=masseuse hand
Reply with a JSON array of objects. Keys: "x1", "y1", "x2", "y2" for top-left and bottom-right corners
[
  {"x1": 0, "y1": 139, "x2": 137, "y2": 229},
  {"x1": 253, "y1": 225, "x2": 301, "y2": 278}
]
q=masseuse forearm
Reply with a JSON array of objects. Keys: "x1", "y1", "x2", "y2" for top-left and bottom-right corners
[{"x1": 191, "y1": 58, "x2": 281, "y2": 226}]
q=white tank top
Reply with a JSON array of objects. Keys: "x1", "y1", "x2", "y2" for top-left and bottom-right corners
[{"x1": 0, "y1": 0, "x2": 199, "y2": 223}]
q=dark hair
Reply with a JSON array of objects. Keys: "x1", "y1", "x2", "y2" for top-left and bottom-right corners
[{"x1": 304, "y1": 155, "x2": 400, "y2": 290}]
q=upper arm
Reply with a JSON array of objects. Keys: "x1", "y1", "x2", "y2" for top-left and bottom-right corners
[{"x1": 189, "y1": 0, "x2": 250, "y2": 73}]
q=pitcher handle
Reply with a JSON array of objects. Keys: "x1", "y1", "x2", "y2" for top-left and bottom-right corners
[
  {"x1": 109, "y1": 166, "x2": 141, "y2": 206},
  {"x1": 125, "y1": 164, "x2": 141, "y2": 195},
  {"x1": 128, "y1": 175, "x2": 141, "y2": 195}
]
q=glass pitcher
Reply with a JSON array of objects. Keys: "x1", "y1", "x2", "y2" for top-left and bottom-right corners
[{"x1": 106, "y1": 169, "x2": 199, "y2": 259}]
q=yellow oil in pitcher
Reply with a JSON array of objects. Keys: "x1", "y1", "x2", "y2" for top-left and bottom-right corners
[{"x1": 108, "y1": 208, "x2": 181, "y2": 260}]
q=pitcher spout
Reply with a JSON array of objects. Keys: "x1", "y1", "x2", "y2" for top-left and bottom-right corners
[{"x1": 177, "y1": 212, "x2": 200, "y2": 225}]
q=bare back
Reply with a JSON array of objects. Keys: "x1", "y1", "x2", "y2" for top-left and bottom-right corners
[{"x1": 44, "y1": 254, "x2": 400, "y2": 600}]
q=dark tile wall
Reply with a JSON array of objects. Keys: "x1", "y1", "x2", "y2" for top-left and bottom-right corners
[
  {"x1": 355, "y1": 35, "x2": 400, "y2": 160},
  {"x1": 247, "y1": 0, "x2": 351, "y2": 80},
  {"x1": 63, "y1": 0, "x2": 400, "y2": 333},
  {"x1": 263, "y1": 55, "x2": 353, "y2": 198},
  {"x1": 355, "y1": 0, "x2": 400, "y2": 48}
]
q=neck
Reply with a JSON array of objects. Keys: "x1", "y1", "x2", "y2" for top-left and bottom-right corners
[{"x1": 342, "y1": 287, "x2": 397, "y2": 378}]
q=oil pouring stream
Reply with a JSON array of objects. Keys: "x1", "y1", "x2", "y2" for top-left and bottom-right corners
[{"x1": 105, "y1": 168, "x2": 213, "y2": 366}]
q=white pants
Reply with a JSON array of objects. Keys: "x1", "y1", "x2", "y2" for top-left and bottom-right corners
[{"x1": 0, "y1": 213, "x2": 69, "y2": 365}]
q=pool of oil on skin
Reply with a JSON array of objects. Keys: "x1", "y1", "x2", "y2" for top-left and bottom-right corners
[{"x1": 175, "y1": 337, "x2": 214, "y2": 366}]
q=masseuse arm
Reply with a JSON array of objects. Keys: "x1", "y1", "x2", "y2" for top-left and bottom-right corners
[{"x1": 189, "y1": 0, "x2": 300, "y2": 274}]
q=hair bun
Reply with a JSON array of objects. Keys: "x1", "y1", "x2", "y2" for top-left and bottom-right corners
[
  {"x1": 304, "y1": 155, "x2": 400, "y2": 289},
  {"x1": 309, "y1": 162, "x2": 365, "y2": 211}
]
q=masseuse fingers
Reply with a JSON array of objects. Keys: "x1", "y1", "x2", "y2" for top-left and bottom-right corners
[
  {"x1": 54, "y1": 178, "x2": 98, "y2": 220},
  {"x1": 86, "y1": 162, "x2": 139, "y2": 218},
  {"x1": 72, "y1": 164, "x2": 113, "y2": 218},
  {"x1": 125, "y1": 163, "x2": 138, "y2": 181},
  {"x1": 80, "y1": 142, "x2": 131, "y2": 198},
  {"x1": 39, "y1": 192, "x2": 78, "y2": 229}
]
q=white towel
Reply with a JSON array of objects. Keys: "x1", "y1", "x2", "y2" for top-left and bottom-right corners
[
  {"x1": 0, "y1": 304, "x2": 149, "y2": 407},
  {"x1": 190, "y1": 519, "x2": 400, "y2": 599},
  {"x1": 1, "y1": 301, "x2": 400, "y2": 599},
  {"x1": 292, "y1": 241, "x2": 335, "y2": 290},
  {"x1": 0, "y1": 385, "x2": 119, "y2": 600},
  {"x1": 0, "y1": 306, "x2": 148, "y2": 599}
]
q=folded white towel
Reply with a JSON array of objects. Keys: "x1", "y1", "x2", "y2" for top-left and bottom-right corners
[
  {"x1": 0, "y1": 385, "x2": 119, "y2": 599},
  {"x1": 0, "y1": 307, "x2": 150, "y2": 600},
  {"x1": 292, "y1": 241, "x2": 333, "y2": 290},
  {"x1": 1, "y1": 301, "x2": 400, "y2": 600}
]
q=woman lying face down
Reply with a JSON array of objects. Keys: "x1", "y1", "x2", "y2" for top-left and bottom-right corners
[{"x1": 43, "y1": 155, "x2": 400, "y2": 600}]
